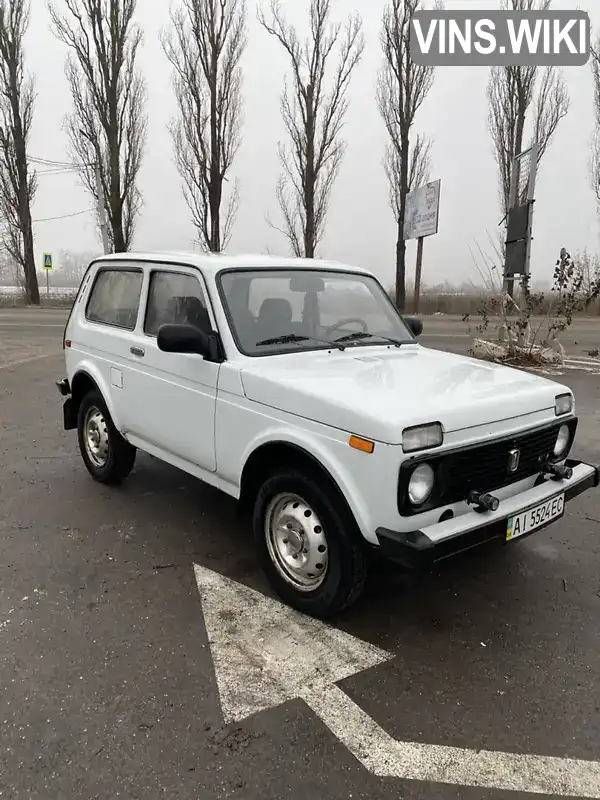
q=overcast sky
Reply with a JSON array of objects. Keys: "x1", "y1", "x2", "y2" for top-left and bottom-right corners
[{"x1": 27, "y1": 0, "x2": 600, "y2": 289}]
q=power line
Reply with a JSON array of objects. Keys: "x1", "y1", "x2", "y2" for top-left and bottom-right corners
[
  {"x1": 36, "y1": 167, "x2": 81, "y2": 176},
  {"x1": 28, "y1": 154, "x2": 79, "y2": 168},
  {"x1": 33, "y1": 208, "x2": 94, "y2": 223},
  {"x1": 29, "y1": 154, "x2": 95, "y2": 169}
]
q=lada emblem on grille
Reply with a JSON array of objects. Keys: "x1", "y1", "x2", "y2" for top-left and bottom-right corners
[{"x1": 507, "y1": 448, "x2": 520, "y2": 473}]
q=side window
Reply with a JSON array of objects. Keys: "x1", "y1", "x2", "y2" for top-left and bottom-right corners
[
  {"x1": 86, "y1": 269, "x2": 143, "y2": 330},
  {"x1": 144, "y1": 270, "x2": 211, "y2": 337}
]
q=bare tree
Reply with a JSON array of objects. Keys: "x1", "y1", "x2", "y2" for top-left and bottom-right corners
[
  {"x1": 49, "y1": 0, "x2": 147, "y2": 252},
  {"x1": 161, "y1": 0, "x2": 247, "y2": 253},
  {"x1": 591, "y1": 35, "x2": 600, "y2": 209},
  {"x1": 0, "y1": 0, "x2": 38, "y2": 304},
  {"x1": 258, "y1": 0, "x2": 364, "y2": 258},
  {"x1": 488, "y1": 0, "x2": 569, "y2": 221},
  {"x1": 377, "y1": 0, "x2": 439, "y2": 311}
]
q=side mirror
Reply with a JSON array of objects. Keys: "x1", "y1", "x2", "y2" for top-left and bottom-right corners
[
  {"x1": 157, "y1": 323, "x2": 210, "y2": 357},
  {"x1": 404, "y1": 316, "x2": 423, "y2": 337}
]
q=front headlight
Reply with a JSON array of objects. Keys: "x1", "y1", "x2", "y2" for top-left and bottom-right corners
[
  {"x1": 553, "y1": 424, "x2": 570, "y2": 458},
  {"x1": 555, "y1": 393, "x2": 573, "y2": 416},
  {"x1": 408, "y1": 463, "x2": 435, "y2": 505},
  {"x1": 402, "y1": 422, "x2": 443, "y2": 453}
]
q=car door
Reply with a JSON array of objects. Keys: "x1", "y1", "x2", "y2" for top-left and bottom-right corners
[{"x1": 123, "y1": 265, "x2": 220, "y2": 472}]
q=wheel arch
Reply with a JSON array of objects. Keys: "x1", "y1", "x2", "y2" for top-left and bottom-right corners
[
  {"x1": 69, "y1": 366, "x2": 119, "y2": 429},
  {"x1": 239, "y1": 439, "x2": 362, "y2": 535}
]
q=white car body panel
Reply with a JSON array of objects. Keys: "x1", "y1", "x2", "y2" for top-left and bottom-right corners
[{"x1": 238, "y1": 346, "x2": 562, "y2": 442}]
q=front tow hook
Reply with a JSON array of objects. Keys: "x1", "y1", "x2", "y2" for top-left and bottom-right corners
[
  {"x1": 467, "y1": 490, "x2": 500, "y2": 512},
  {"x1": 543, "y1": 462, "x2": 573, "y2": 480}
]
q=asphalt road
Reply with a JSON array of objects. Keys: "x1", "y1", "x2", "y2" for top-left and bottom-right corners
[{"x1": 1, "y1": 307, "x2": 600, "y2": 799}]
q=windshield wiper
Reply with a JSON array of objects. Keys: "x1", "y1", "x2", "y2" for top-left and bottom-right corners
[
  {"x1": 255, "y1": 333, "x2": 345, "y2": 351},
  {"x1": 333, "y1": 331, "x2": 404, "y2": 347}
]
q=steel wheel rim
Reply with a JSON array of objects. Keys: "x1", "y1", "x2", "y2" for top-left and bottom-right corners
[
  {"x1": 264, "y1": 492, "x2": 329, "y2": 592},
  {"x1": 83, "y1": 406, "x2": 110, "y2": 468}
]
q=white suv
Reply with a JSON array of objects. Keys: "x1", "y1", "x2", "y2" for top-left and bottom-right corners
[{"x1": 56, "y1": 252, "x2": 598, "y2": 616}]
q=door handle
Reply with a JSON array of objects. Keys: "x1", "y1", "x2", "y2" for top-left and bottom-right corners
[{"x1": 130, "y1": 346, "x2": 145, "y2": 357}]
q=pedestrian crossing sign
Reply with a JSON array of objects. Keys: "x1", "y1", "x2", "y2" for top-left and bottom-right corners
[{"x1": 43, "y1": 252, "x2": 53, "y2": 271}]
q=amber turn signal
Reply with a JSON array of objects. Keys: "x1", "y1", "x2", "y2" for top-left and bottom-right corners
[{"x1": 349, "y1": 435, "x2": 374, "y2": 454}]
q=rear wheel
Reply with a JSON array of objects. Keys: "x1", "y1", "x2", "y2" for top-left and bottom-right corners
[
  {"x1": 77, "y1": 389, "x2": 136, "y2": 485},
  {"x1": 253, "y1": 468, "x2": 368, "y2": 617}
]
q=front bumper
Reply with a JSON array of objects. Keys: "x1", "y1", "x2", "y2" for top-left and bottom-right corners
[{"x1": 376, "y1": 459, "x2": 599, "y2": 570}]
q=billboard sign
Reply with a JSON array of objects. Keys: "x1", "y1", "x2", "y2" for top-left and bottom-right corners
[{"x1": 403, "y1": 179, "x2": 441, "y2": 240}]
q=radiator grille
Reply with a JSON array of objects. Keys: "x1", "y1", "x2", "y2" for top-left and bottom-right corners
[
  {"x1": 397, "y1": 419, "x2": 577, "y2": 515},
  {"x1": 440, "y1": 424, "x2": 562, "y2": 501}
]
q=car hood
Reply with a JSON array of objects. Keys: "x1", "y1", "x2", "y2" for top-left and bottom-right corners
[{"x1": 239, "y1": 345, "x2": 566, "y2": 444}]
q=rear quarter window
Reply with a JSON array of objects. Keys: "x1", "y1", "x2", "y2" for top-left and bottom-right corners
[{"x1": 85, "y1": 268, "x2": 143, "y2": 330}]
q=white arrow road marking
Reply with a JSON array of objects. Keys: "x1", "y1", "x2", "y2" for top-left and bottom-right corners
[
  {"x1": 194, "y1": 565, "x2": 600, "y2": 798},
  {"x1": 193, "y1": 564, "x2": 390, "y2": 722},
  {"x1": 306, "y1": 683, "x2": 600, "y2": 797}
]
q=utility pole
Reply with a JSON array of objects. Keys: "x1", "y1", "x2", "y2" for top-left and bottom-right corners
[
  {"x1": 413, "y1": 236, "x2": 424, "y2": 314},
  {"x1": 94, "y1": 162, "x2": 110, "y2": 254}
]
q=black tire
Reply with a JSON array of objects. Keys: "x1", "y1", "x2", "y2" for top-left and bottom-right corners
[
  {"x1": 253, "y1": 468, "x2": 368, "y2": 618},
  {"x1": 77, "y1": 389, "x2": 136, "y2": 485}
]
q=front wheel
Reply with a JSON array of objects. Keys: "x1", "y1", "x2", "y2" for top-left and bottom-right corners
[
  {"x1": 253, "y1": 469, "x2": 368, "y2": 618},
  {"x1": 77, "y1": 389, "x2": 136, "y2": 485}
]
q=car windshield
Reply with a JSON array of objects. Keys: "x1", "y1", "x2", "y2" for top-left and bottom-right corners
[{"x1": 218, "y1": 268, "x2": 415, "y2": 356}]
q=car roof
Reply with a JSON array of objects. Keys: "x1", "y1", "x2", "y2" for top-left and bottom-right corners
[{"x1": 92, "y1": 251, "x2": 373, "y2": 277}]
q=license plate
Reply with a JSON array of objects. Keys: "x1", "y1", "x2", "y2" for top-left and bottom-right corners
[{"x1": 506, "y1": 494, "x2": 565, "y2": 541}]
